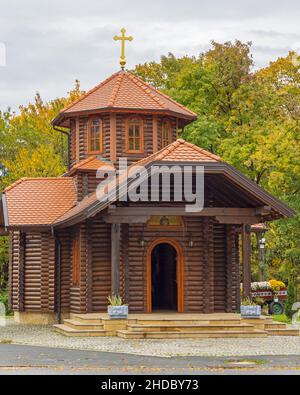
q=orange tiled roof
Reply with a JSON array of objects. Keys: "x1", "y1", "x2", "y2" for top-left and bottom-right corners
[
  {"x1": 67, "y1": 156, "x2": 114, "y2": 175},
  {"x1": 53, "y1": 71, "x2": 197, "y2": 125},
  {"x1": 146, "y1": 139, "x2": 220, "y2": 163},
  {"x1": 54, "y1": 139, "x2": 221, "y2": 226},
  {"x1": 4, "y1": 178, "x2": 77, "y2": 226}
]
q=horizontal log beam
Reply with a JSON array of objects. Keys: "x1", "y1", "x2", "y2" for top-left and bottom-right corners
[
  {"x1": 104, "y1": 215, "x2": 151, "y2": 224},
  {"x1": 107, "y1": 206, "x2": 261, "y2": 217},
  {"x1": 215, "y1": 216, "x2": 260, "y2": 225}
]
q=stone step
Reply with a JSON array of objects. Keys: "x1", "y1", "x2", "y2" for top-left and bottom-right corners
[
  {"x1": 265, "y1": 323, "x2": 287, "y2": 330},
  {"x1": 63, "y1": 319, "x2": 104, "y2": 331},
  {"x1": 117, "y1": 330, "x2": 267, "y2": 339},
  {"x1": 127, "y1": 323, "x2": 255, "y2": 333},
  {"x1": 266, "y1": 328, "x2": 300, "y2": 336},
  {"x1": 54, "y1": 324, "x2": 108, "y2": 337},
  {"x1": 71, "y1": 314, "x2": 103, "y2": 324},
  {"x1": 129, "y1": 319, "x2": 242, "y2": 326}
]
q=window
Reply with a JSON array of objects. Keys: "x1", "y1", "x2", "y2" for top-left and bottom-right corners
[
  {"x1": 72, "y1": 232, "x2": 80, "y2": 287},
  {"x1": 87, "y1": 118, "x2": 103, "y2": 154},
  {"x1": 161, "y1": 120, "x2": 172, "y2": 147},
  {"x1": 126, "y1": 116, "x2": 144, "y2": 153}
]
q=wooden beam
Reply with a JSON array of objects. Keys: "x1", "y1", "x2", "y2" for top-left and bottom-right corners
[
  {"x1": 86, "y1": 221, "x2": 93, "y2": 312},
  {"x1": 242, "y1": 224, "x2": 252, "y2": 299},
  {"x1": 110, "y1": 113, "x2": 117, "y2": 163},
  {"x1": 75, "y1": 117, "x2": 80, "y2": 163},
  {"x1": 19, "y1": 232, "x2": 25, "y2": 312},
  {"x1": 111, "y1": 223, "x2": 121, "y2": 296},
  {"x1": 152, "y1": 115, "x2": 158, "y2": 153},
  {"x1": 215, "y1": 216, "x2": 260, "y2": 225},
  {"x1": 104, "y1": 215, "x2": 150, "y2": 224}
]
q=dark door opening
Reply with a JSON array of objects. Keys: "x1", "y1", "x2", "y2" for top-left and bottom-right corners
[{"x1": 151, "y1": 243, "x2": 178, "y2": 311}]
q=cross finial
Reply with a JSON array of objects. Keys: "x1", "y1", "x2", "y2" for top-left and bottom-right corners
[{"x1": 113, "y1": 28, "x2": 133, "y2": 70}]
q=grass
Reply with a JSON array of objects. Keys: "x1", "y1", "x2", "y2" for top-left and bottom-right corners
[
  {"x1": 0, "y1": 339, "x2": 12, "y2": 344},
  {"x1": 272, "y1": 314, "x2": 292, "y2": 324}
]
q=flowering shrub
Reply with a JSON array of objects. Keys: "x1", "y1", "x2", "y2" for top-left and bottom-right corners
[
  {"x1": 250, "y1": 280, "x2": 286, "y2": 292},
  {"x1": 269, "y1": 279, "x2": 286, "y2": 292},
  {"x1": 251, "y1": 282, "x2": 271, "y2": 291}
]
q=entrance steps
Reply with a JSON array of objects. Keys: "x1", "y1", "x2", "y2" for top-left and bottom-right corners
[{"x1": 53, "y1": 313, "x2": 300, "y2": 338}]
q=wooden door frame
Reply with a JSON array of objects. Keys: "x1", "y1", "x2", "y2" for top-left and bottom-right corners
[{"x1": 146, "y1": 238, "x2": 184, "y2": 313}]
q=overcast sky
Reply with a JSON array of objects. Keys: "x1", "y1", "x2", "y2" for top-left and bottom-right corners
[{"x1": 0, "y1": 0, "x2": 300, "y2": 112}]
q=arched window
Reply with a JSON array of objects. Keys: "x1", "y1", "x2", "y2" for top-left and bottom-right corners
[
  {"x1": 87, "y1": 118, "x2": 103, "y2": 154},
  {"x1": 161, "y1": 120, "x2": 172, "y2": 147},
  {"x1": 126, "y1": 116, "x2": 144, "y2": 153}
]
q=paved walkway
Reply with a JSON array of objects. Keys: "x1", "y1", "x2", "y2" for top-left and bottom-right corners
[
  {"x1": 1, "y1": 319, "x2": 300, "y2": 357},
  {"x1": 0, "y1": 344, "x2": 300, "y2": 375}
]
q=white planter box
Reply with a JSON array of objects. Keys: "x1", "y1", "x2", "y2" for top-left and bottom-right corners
[
  {"x1": 241, "y1": 305, "x2": 261, "y2": 318},
  {"x1": 108, "y1": 305, "x2": 128, "y2": 319}
]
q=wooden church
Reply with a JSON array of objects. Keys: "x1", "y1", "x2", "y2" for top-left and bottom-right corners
[{"x1": 0, "y1": 30, "x2": 294, "y2": 325}]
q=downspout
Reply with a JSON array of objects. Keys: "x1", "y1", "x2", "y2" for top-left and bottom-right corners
[{"x1": 2, "y1": 192, "x2": 9, "y2": 229}]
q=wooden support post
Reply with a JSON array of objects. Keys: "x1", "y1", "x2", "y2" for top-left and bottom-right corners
[
  {"x1": 19, "y1": 232, "x2": 25, "y2": 312},
  {"x1": 242, "y1": 224, "x2": 252, "y2": 299},
  {"x1": 86, "y1": 221, "x2": 93, "y2": 313},
  {"x1": 110, "y1": 113, "x2": 117, "y2": 163},
  {"x1": 152, "y1": 115, "x2": 158, "y2": 152},
  {"x1": 111, "y1": 223, "x2": 121, "y2": 296},
  {"x1": 75, "y1": 117, "x2": 80, "y2": 163}
]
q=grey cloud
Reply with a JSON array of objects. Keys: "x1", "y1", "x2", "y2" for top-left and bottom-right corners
[{"x1": 0, "y1": 0, "x2": 299, "y2": 111}]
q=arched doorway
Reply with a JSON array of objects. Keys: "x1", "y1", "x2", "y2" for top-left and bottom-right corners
[{"x1": 146, "y1": 239, "x2": 184, "y2": 313}]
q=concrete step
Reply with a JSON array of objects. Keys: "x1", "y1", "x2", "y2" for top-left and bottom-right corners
[
  {"x1": 63, "y1": 319, "x2": 104, "y2": 331},
  {"x1": 54, "y1": 324, "x2": 108, "y2": 337},
  {"x1": 266, "y1": 328, "x2": 300, "y2": 336},
  {"x1": 265, "y1": 323, "x2": 287, "y2": 330},
  {"x1": 127, "y1": 323, "x2": 255, "y2": 333},
  {"x1": 129, "y1": 319, "x2": 242, "y2": 326},
  {"x1": 117, "y1": 330, "x2": 267, "y2": 339}
]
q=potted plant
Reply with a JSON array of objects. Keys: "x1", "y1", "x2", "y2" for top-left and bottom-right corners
[
  {"x1": 107, "y1": 295, "x2": 128, "y2": 319},
  {"x1": 241, "y1": 297, "x2": 261, "y2": 318}
]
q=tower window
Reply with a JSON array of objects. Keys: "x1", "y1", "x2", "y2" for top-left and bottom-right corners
[
  {"x1": 87, "y1": 118, "x2": 103, "y2": 154},
  {"x1": 162, "y1": 120, "x2": 172, "y2": 147},
  {"x1": 126, "y1": 116, "x2": 144, "y2": 153}
]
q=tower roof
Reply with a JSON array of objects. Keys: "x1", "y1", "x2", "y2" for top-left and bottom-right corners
[{"x1": 52, "y1": 71, "x2": 197, "y2": 127}]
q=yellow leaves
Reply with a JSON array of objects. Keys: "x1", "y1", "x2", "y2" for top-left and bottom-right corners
[{"x1": 3, "y1": 146, "x2": 65, "y2": 187}]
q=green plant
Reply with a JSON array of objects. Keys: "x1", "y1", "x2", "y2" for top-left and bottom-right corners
[
  {"x1": 272, "y1": 314, "x2": 292, "y2": 324},
  {"x1": 107, "y1": 295, "x2": 125, "y2": 307},
  {"x1": 253, "y1": 297, "x2": 265, "y2": 306},
  {"x1": 241, "y1": 297, "x2": 258, "y2": 306},
  {"x1": 285, "y1": 279, "x2": 296, "y2": 319},
  {"x1": 0, "y1": 288, "x2": 10, "y2": 314}
]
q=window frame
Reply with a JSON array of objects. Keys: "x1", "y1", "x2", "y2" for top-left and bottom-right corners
[
  {"x1": 161, "y1": 119, "x2": 172, "y2": 148},
  {"x1": 87, "y1": 116, "x2": 103, "y2": 155},
  {"x1": 125, "y1": 115, "x2": 144, "y2": 154}
]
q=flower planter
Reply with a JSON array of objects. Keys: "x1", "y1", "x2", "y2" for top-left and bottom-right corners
[
  {"x1": 108, "y1": 305, "x2": 128, "y2": 319},
  {"x1": 240, "y1": 305, "x2": 261, "y2": 319}
]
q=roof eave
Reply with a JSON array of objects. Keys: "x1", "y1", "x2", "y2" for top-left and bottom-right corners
[{"x1": 53, "y1": 107, "x2": 197, "y2": 126}]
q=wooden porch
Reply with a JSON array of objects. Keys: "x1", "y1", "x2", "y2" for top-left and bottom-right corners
[{"x1": 54, "y1": 313, "x2": 300, "y2": 338}]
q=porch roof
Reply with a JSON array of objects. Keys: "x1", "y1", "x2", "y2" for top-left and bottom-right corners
[{"x1": 53, "y1": 139, "x2": 294, "y2": 228}]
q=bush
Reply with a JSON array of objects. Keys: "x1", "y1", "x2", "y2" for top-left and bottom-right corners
[
  {"x1": 0, "y1": 288, "x2": 9, "y2": 314},
  {"x1": 285, "y1": 280, "x2": 296, "y2": 319}
]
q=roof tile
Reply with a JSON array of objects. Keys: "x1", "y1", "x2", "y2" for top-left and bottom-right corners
[
  {"x1": 54, "y1": 71, "x2": 197, "y2": 124},
  {"x1": 4, "y1": 178, "x2": 77, "y2": 226}
]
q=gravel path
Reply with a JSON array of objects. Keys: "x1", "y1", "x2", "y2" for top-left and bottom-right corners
[{"x1": 1, "y1": 318, "x2": 300, "y2": 357}]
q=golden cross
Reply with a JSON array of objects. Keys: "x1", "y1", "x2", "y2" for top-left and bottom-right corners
[{"x1": 113, "y1": 28, "x2": 133, "y2": 70}]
